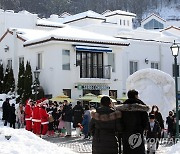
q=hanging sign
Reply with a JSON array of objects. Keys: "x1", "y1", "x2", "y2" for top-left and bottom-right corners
[{"x1": 77, "y1": 84, "x2": 110, "y2": 90}]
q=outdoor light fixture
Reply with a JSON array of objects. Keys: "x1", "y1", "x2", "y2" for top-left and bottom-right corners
[
  {"x1": 34, "y1": 68, "x2": 40, "y2": 101},
  {"x1": 145, "y1": 58, "x2": 149, "y2": 64},
  {"x1": 171, "y1": 40, "x2": 179, "y2": 56},
  {"x1": 170, "y1": 40, "x2": 180, "y2": 138},
  {"x1": 4, "y1": 45, "x2": 9, "y2": 52}
]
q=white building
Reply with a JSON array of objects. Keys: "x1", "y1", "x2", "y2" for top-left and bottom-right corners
[{"x1": 0, "y1": 9, "x2": 180, "y2": 103}]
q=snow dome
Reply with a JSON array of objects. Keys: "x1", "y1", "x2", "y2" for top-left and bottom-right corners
[{"x1": 126, "y1": 68, "x2": 175, "y2": 119}]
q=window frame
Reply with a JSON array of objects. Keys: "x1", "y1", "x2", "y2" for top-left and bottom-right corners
[
  {"x1": 62, "y1": 49, "x2": 70, "y2": 70},
  {"x1": 129, "y1": 61, "x2": 138, "y2": 75}
]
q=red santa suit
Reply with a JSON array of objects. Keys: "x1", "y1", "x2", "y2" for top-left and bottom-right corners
[
  {"x1": 40, "y1": 105, "x2": 49, "y2": 135},
  {"x1": 32, "y1": 100, "x2": 41, "y2": 135},
  {"x1": 25, "y1": 99, "x2": 33, "y2": 131}
]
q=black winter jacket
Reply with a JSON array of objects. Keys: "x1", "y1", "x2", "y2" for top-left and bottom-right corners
[
  {"x1": 72, "y1": 104, "x2": 84, "y2": 128},
  {"x1": 116, "y1": 98, "x2": 149, "y2": 154},
  {"x1": 89, "y1": 106, "x2": 122, "y2": 154}
]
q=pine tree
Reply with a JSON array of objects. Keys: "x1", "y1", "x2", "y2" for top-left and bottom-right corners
[
  {"x1": 7, "y1": 68, "x2": 15, "y2": 92},
  {"x1": 0, "y1": 62, "x2": 4, "y2": 93},
  {"x1": 23, "y1": 61, "x2": 32, "y2": 103},
  {"x1": 3, "y1": 66, "x2": 9, "y2": 93},
  {"x1": 17, "y1": 61, "x2": 25, "y2": 98}
]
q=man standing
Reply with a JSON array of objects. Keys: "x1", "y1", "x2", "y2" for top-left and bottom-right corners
[
  {"x1": 62, "y1": 100, "x2": 73, "y2": 137},
  {"x1": 25, "y1": 99, "x2": 33, "y2": 131},
  {"x1": 2, "y1": 98, "x2": 10, "y2": 126},
  {"x1": 116, "y1": 89, "x2": 149, "y2": 154},
  {"x1": 72, "y1": 101, "x2": 84, "y2": 137}
]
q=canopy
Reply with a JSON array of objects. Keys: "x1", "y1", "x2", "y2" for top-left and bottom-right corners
[
  {"x1": 117, "y1": 96, "x2": 127, "y2": 102},
  {"x1": 77, "y1": 93, "x2": 97, "y2": 101},
  {"x1": 49, "y1": 94, "x2": 73, "y2": 102},
  {"x1": 89, "y1": 95, "x2": 117, "y2": 103},
  {"x1": 75, "y1": 45, "x2": 112, "y2": 52}
]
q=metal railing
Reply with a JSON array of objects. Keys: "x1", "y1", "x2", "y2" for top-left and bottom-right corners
[{"x1": 80, "y1": 65, "x2": 111, "y2": 79}]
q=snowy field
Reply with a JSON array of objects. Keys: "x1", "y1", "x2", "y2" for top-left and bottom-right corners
[{"x1": 0, "y1": 111, "x2": 76, "y2": 154}]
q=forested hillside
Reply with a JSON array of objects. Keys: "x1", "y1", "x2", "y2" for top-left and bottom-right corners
[{"x1": 0, "y1": 0, "x2": 179, "y2": 21}]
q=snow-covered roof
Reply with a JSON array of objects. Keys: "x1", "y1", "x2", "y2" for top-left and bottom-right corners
[
  {"x1": 59, "y1": 12, "x2": 71, "y2": 18},
  {"x1": 115, "y1": 27, "x2": 179, "y2": 43},
  {"x1": 141, "y1": 13, "x2": 166, "y2": 23},
  {"x1": 104, "y1": 10, "x2": 136, "y2": 17},
  {"x1": 61, "y1": 10, "x2": 106, "y2": 24},
  {"x1": 22, "y1": 26, "x2": 129, "y2": 47},
  {"x1": 37, "y1": 19, "x2": 65, "y2": 28}
]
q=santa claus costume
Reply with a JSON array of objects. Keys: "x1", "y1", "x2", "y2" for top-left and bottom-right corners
[
  {"x1": 40, "y1": 101, "x2": 49, "y2": 136},
  {"x1": 32, "y1": 100, "x2": 41, "y2": 135},
  {"x1": 25, "y1": 99, "x2": 33, "y2": 131}
]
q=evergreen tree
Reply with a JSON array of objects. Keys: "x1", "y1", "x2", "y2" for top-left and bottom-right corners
[
  {"x1": 0, "y1": 62, "x2": 4, "y2": 93},
  {"x1": 17, "y1": 61, "x2": 25, "y2": 98},
  {"x1": 3, "y1": 66, "x2": 9, "y2": 93},
  {"x1": 23, "y1": 61, "x2": 32, "y2": 103},
  {"x1": 7, "y1": 68, "x2": 15, "y2": 92}
]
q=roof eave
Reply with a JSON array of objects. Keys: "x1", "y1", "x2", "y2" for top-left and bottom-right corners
[{"x1": 23, "y1": 37, "x2": 129, "y2": 47}]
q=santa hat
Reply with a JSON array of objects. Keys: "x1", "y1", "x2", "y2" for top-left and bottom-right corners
[
  {"x1": 42, "y1": 104, "x2": 47, "y2": 108},
  {"x1": 42, "y1": 99, "x2": 49, "y2": 104},
  {"x1": 36, "y1": 100, "x2": 41, "y2": 106},
  {"x1": 26, "y1": 99, "x2": 33, "y2": 105}
]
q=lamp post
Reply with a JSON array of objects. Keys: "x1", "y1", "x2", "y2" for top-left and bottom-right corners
[
  {"x1": 170, "y1": 40, "x2": 180, "y2": 138},
  {"x1": 34, "y1": 68, "x2": 40, "y2": 101}
]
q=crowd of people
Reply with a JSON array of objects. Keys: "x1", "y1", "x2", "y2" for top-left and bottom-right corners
[
  {"x1": 2, "y1": 97, "x2": 92, "y2": 139},
  {"x1": 89, "y1": 90, "x2": 179, "y2": 154},
  {"x1": 1, "y1": 90, "x2": 179, "y2": 154}
]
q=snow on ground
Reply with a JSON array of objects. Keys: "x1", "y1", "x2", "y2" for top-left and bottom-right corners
[{"x1": 0, "y1": 111, "x2": 76, "y2": 154}]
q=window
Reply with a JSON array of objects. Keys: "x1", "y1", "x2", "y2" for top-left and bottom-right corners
[
  {"x1": 151, "y1": 62, "x2": 159, "y2": 69},
  {"x1": 76, "y1": 51, "x2": 103, "y2": 78},
  {"x1": 108, "y1": 53, "x2": 115, "y2": 72},
  {"x1": 127, "y1": 20, "x2": 129, "y2": 26},
  {"x1": 19, "y1": 57, "x2": 24, "y2": 65},
  {"x1": 144, "y1": 19, "x2": 164, "y2": 29},
  {"x1": 63, "y1": 89, "x2": 71, "y2": 98},
  {"x1": 120, "y1": 19, "x2": 122, "y2": 25},
  {"x1": 109, "y1": 90, "x2": 117, "y2": 99},
  {"x1": 173, "y1": 64, "x2": 179, "y2": 77},
  {"x1": 62, "y1": 50, "x2": 70, "y2": 70},
  {"x1": 7, "y1": 59, "x2": 12, "y2": 69},
  {"x1": 129, "y1": 61, "x2": 138, "y2": 75},
  {"x1": 123, "y1": 20, "x2": 125, "y2": 25},
  {"x1": 37, "y1": 53, "x2": 42, "y2": 69}
]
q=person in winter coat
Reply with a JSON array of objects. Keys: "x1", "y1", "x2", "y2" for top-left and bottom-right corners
[
  {"x1": 46, "y1": 102, "x2": 55, "y2": 136},
  {"x1": 72, "y1": 101, "x2": 84, "y2": 137},
  {"x1": 149, "y1": 105, "x2": 164, "y2": 149},
  {"x1": 62, "y1": 100, "x2": 73, "y2": 137},
  {"x1": 116, "y1": 89, "x2": 149, "y2": 154},
  {"x1": 2, "y1": 98, "x2": 10, "y2": 126},
  {"x1": 89, "y1": 96, "x2": 122, "y2": 154},
  {"x1": 8, "y1": 103, "x2": 16, "y2": 129},
  {"x1": 32, "y1": 100, "x2": 41, "y2": 135},
  {"x1": 25, "y1": 99, "x2": 33, "y2": 131},
  {"x1": 15, "y1": 103, "x2": 25, "y2": 128},
  {"x1": 166, "y1": 111, "x2": 175, "y2": 138},
  {"x1": 82, "y1": 114, "x2": 90, "y2": 139},
  {"x1": 146, "y1": 114, "x2": 161, "y2": 154},
  {"x1": 40, "y1": 103, "x2": 49, "y2": 137}
]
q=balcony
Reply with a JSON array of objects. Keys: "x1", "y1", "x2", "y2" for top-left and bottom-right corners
[{"x1": 80, "y1": 65, "x2": 111, "y2": 79}]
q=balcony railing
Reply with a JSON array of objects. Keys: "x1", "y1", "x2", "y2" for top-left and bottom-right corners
[{"x1": 80, "y1": 65, "x2": 111, "y2": 79}]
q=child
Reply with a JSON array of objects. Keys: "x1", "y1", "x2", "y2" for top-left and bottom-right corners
[
  {"x1": 58, "y1": 106, "x2": 65, "y2": 137},
  {"x1": 146, "y1": 114, "x2": 160, "y2": 154},
  {"x1": 81, "y1": 114, "x2": 90, "y2": 139}
]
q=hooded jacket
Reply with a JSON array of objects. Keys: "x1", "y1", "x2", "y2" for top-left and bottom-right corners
[{"x1": 89, "y1": 106, "x2": 121, "y2": 154}]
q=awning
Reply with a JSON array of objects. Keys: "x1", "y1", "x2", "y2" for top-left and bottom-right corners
[{"x1": 75, "y1": 45, "x2": 112, "y2": 52}]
